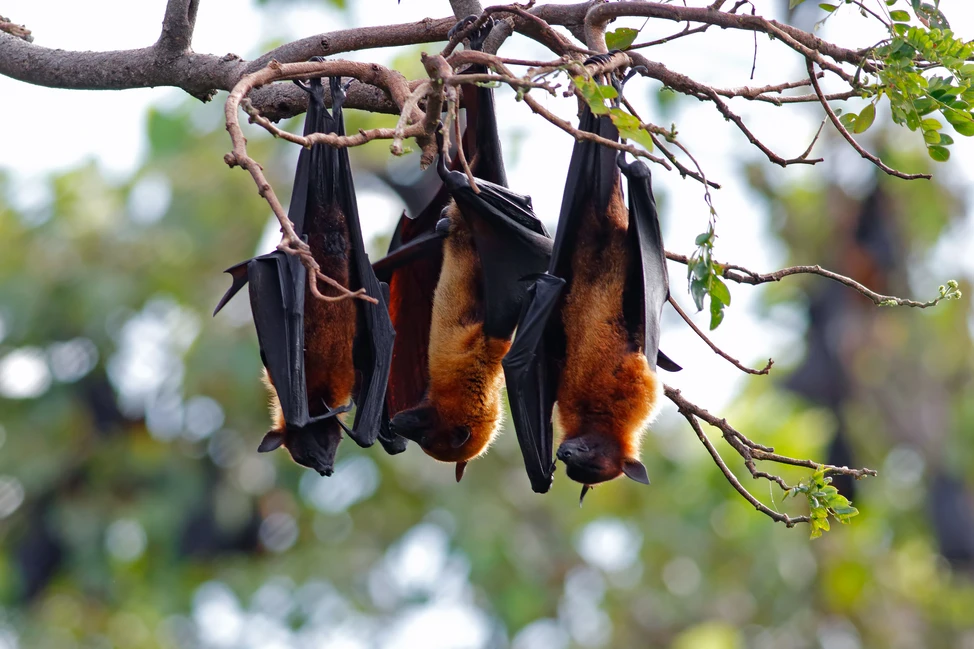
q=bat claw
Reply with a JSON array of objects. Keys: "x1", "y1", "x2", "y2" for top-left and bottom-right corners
[{"x1": 447, "y1": 15, "x2": 479, "y2": 40}]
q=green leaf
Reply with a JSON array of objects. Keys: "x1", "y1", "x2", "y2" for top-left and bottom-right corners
[
  {"x1": 605, "y1": 27, "x2": 639, "y2": 51},
  {"x1": 927, "y1": 144, "x2": 950, "y2": 161},
  {"x1": 920, "y1": 117, "x2": 943, "y2": 130},
  {"x1": 818, "y1": 3, "x2": 838, "y2": 12},
  {"x1": 574, "y1": 76, "x2": 610, "y2": 115},
  {"x1": 789, "y1": 0, "x2": 806, "y2": 8},
  {"x1": 709, "y1": 301, "x2": 725, "y2": 330},
  {"x1": 690, "y1": 277, "x2": 707, "y2": 312},
  {"x1": 889, "y1": 9, "x2": 911, "y2": 21},
  {"x1": 695, "y1": 232, "x2": 712, "y2": 246},
  {"x1": 853, "y1": 103, "x2": 876, "y2": 133},
  {"x1": 610, "y1": 108, "x2": 655, "y2": 151},
  {"x1": 839, "y1": 112, "x2": 858, "y2": 130},
  {"x1": 923, "y1": 129, "x2": 941, "y2": 144},
  {"x1": 944, "y1": 109, "x2": 974, "y2": 136},
  {"x1": 709, "y1": 276, "x2": 731, "y2": 306}
]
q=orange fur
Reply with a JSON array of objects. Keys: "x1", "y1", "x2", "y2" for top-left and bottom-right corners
[
  {"x1": 422, "y1": 201, "x2": 510, "y2": 463},
  {"x1": 556, "y1": 192, "x2": 662, "y2": 463}
]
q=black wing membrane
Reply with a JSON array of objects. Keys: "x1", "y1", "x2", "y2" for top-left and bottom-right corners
[
  {"x1": 619, "y1": 156, "x2": 668, "y2": 371},
  {"x1": 438, "y1": 158, "x2": 552, "y2": 339},
  {"x1": 214, "y1": 72, "x2": 394, "y2": 462},
  {"x1": 502, "y1": 273, "x2": 564, "y2": 493},
  {"x1": 319, "y1": 76, "x2": 396, "y2": 449}
]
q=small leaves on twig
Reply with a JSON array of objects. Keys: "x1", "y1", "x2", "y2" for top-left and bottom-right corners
[
  {"x1": 686, "y1": 227, "x2": 732, "y2": 330},
  {"x1": 788, "y1": 468, "x2": 860, "y2": 539}
]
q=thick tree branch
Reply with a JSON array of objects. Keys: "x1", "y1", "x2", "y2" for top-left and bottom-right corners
[{"x1": 0, "y1": 14, "x2": 456, "y2": 108}]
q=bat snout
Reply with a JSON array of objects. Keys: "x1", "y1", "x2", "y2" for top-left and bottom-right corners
[{"x1": 556, "y1": 439, "x2": 590, "y2": 461}]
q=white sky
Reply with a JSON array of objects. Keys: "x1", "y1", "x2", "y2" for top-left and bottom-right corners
[{"x1": 2, "y1": 0, "x2": 974, "y2": 413}]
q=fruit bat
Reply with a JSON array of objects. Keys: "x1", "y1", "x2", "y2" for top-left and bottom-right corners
[
  {"x1": 214, "y1": 73, "x2": 395, "y2": 475},
  {"x1": 376, "y1": 130, "x2": 551, "y2": 481},
  {"x1": 502, "y1": 103, "x2": 681, "y2": 501},
  {"x1": 374, "y1": 19, "x2": 550, "y2": 476}
]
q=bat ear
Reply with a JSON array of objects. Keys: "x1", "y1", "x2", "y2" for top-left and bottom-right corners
[
  {"x1": 456, "y1": 461, "x2": 468, "y2": 483},
  {"x1": 621, "y1": 458, "x2": 650, "y2": 485},
  {"x1": 258, "y1": 430, "x2": 286, "y2": 453},
  {"x1": 450, "y1": 426, "x2": 472, "y2": 449}
]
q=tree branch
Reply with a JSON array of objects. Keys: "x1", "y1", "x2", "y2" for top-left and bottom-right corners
[
  {"x1": 806, "y1": 59, "x2": 931, "y2": 181},
  {"x1": 667, "y1": 296, "x2": 773, "y2": 375},
  {"x1": 665, "y1": 251, "x2": 949, "y2": 308},
  {"x1": 157, "y1": 0, "x2": 200, "y2": 54},
  {"x1": 665, "y1": 386, "x2": 877, "y2": 528}
]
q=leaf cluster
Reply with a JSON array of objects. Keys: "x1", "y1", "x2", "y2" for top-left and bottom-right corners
[
  {"x1": 686, "y1": 228, "x2": 731, "y2": 331},
  {"x1": 788, "y1": 467, "x2": 860, "y2": 539}
]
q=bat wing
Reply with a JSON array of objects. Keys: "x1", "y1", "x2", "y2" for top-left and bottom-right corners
[
  {"x1": 619, "y1": 156, "x2": 670, "y2": 371},
  {"x1": 375, "y1": 46, "x2": 509, "y2": 433},
  {"x1": 546, "y1": 109, "x2": 621, "y2": 280},
  {"x1": 500, "y1": 108, "x2": 611, "y2": 493},
  {"x1": 316, "y1": 76, "x2": 395, "y2": 449},
  {"x1": 247, "y1": 250, "x2": 310, "y2": 426},
  {"x1": 440, "y1": 168, "x2": 552, "y2": 339},
  {"x1": 502, "y1": 273, "x2": 565, "y2": 493}
]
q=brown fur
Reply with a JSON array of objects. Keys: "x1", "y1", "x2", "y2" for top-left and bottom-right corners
[
  {"x1": 420, "y1": 201, "x2": 510, "y2": 463},
  {"x1": 263, "y1": 202, "x2": 357, "y2": 433},
  {"x1": 556, "y1": 191, "x2": 662, "y2": 468}
]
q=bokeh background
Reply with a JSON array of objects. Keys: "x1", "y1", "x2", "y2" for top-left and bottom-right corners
[{"x1": 2, "y1": 1, "x2": 974, "y2": 647}]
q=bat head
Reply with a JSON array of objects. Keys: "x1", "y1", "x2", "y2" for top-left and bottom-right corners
[
  {"x1": 556, "y1": 435, "x2": 650, "y2": 487},
  {"x1": 258, "y1": 419, "x2": 343, "y2": 477},
  {"x1": 389, "y1": 404, "x2": 484, "y2": 464}
]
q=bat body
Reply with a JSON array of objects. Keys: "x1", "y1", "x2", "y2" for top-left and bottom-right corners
[
  {"x1": 376, "y1": 130, "x2": 551, "y2": 479},
  {"x1": 374, "y1": 22, "x2": 507, "y2": 458},
  {"x1": 503, "y1": 106, "x2": 679, "y2": 498},
  {"x1": 373, "y1": 21, "x2": 547, "y2": 479},
  {"x1": 214, "y1": 74, "x2": 394, "y2": 475}
]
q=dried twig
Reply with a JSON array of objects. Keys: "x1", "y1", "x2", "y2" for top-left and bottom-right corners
[{"x1": 667, "y1": 296, "x2": 773, "y2": 375}]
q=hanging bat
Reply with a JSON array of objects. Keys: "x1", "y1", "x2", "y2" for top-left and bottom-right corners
[
  {"x1": 214, "y1": 73, "x2": 395, "y2": 475},
  {"x1": 373, "y1": 110, "x2": 551, "y2": 480},
  {"x1": 503, "y1": 103, "x2": 681, "y2": 502},
  {"x1": 372, "y1": 18, "x2": 525, "y2": 476}
]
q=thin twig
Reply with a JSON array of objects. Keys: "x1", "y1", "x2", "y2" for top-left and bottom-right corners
[
  {"x1": 668, "y1": 296, "x2": 773, "y2": 375},
  {"x1": 453, "y1": 99, "x2": 480, "y2": 192},
  {"x1": 806, "y1": 59, "x2": 931, "y2": 181},
  {"x1": 665, "y1": 386, "x2": 877, "y2": 527},
  {"x1": 665, "y1": 252, "x2": 946, "y2": 308}
]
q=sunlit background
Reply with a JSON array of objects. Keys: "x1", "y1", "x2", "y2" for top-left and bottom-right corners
[{"x1": 2, "y1": 1, "x2": 974, "y2": 647}]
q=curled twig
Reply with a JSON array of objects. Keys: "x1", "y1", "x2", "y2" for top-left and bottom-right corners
[{"x1": 225, "y1": 58, "x2": 412, "y2": 304}]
